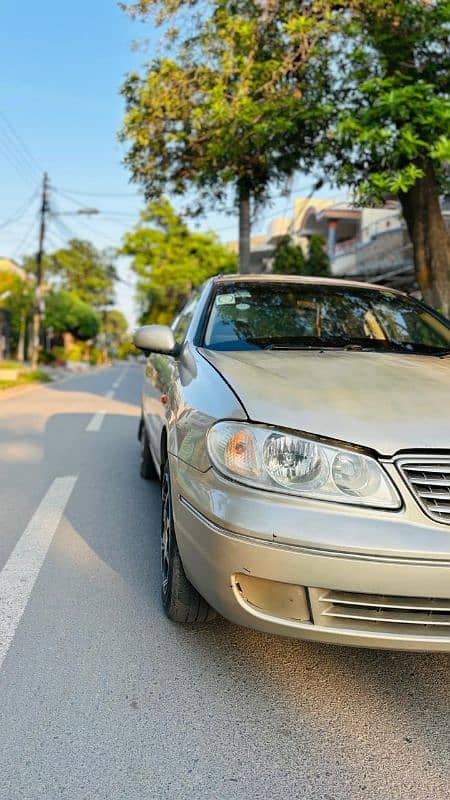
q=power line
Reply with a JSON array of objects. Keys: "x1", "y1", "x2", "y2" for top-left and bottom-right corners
[
  {"x1": 0, "y1": 111, "x2": 43, "y2": 191},
  {"x1": 96, "y1": 211, "x2": 140, "y2": 219},
  {"x1": 0, "y1": 135, "x2": 38, "y2": 188},
  {"x1": 12, "y1": 213, "x2": 40, "y2": 260},
  {"x1": 0, "y1": 112, "x2": 42, "y2": 178},
  {"x1": 45, "y1": 231, "x2": 67, "y2": 250},
  {"x1": 74, "y1": 215, "x2": 123, "y2": 246},
  {"x1": 0, "y1": 186, "x2": 40, "y2": 231},
  {"x1": 53, "y1": 188, "x2": 140, "y2": 222},
  {"x1": 54, "y1": 186, "x2": 141, "y2": 199},
  {"x1": 49, "y1": 214, "x2": 78, "y2": 242}
]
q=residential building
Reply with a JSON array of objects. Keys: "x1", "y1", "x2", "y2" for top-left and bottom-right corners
[
  {"x1": 227, "y1": 198, "x2": 450, "y2": 294},
  {"x1": 0, "y1": 257, "x2": 28, "y2": 281}
]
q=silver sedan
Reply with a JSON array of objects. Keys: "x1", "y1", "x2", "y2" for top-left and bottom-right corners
[{"x1": 134, "y1": 275, "x2": 450, "y2": 652}]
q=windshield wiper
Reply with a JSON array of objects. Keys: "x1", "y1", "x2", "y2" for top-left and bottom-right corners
[
  {"x1": 262, "y1": 336, "x2": 382, "y2": 351},
  {"x1": 256, "y1": 335, "x2": 355, "y2": 350},
  {"x1": 247, "y1": 336, "x2": 450, "y2": 355}
]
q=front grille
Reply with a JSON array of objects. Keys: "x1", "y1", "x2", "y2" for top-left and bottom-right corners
[
  {"x1": 309, "y1": 588, "x2": 450, "y2": 637},
  {"x1": 397, "y1": 457, "x2": 450, "y2": 524}
]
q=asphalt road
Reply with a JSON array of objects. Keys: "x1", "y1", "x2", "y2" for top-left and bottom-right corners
[{"x1": 0, "y1": 365, "x2": 449, "y2": 800}]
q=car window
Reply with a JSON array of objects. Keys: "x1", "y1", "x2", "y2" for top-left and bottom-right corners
[
  {"x1": 203, "y1": 282, "x2": 450, "y2": 354},
  {"x1": 172, "y1": 294, "x2": 200, "y2": 345}
]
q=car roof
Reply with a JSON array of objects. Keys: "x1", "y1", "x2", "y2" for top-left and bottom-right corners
[{"x1": 212, "y1": 273, "x2": 403, "y2": 295}]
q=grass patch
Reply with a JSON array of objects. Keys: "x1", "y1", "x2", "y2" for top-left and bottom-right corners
[
  {"x1": 0, "y1": 369, "x2": 52, "y2": 391},
  {"x1": 0, "y1": 361, "x2": 22, "y2": 369}
]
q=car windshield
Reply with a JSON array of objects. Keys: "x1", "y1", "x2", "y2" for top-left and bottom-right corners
[{"x1": 203, "y1": 282, "x2": 450, "y2": 354}]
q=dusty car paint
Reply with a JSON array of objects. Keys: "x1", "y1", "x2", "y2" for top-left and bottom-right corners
[
  {"x1": 144, "y1": 342, "x2": 247, "y2": 474},
  {"x1": 201, "y1": 348, "x2": 450, "y2": 455},
  {"x1": 138, "y1": 275, "x2": 450, "y2": 652}
]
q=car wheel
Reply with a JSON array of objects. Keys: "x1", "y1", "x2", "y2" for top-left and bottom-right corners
[
  {"x1": 160, "y1": 462, "x2": 215, "y2": 623},
  {"x1": 139, "y1": 420, "x2": 158, "y2": 480}
]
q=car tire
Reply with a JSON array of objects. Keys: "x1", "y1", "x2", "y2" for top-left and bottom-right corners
[
  {"x1": 160, "y1": 462, "x2": 216, "y2": 623},
  {"x1": 139, "y1": 420, "x2": 158, "y2": 480}
]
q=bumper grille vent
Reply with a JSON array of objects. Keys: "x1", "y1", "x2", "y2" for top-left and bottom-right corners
[
  {"x1": 310, "y1": 588, "x2": 450, "y2": 638},
  {"x1": 398, "y1": 458, "x2": 450, "y2": 524}
]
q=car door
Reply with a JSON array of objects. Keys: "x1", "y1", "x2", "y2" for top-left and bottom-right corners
[{"x1": 142, "y1": 293, "x2": 201, "y2": 467}]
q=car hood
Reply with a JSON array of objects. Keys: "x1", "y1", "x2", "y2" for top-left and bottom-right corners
[{"x1": 200, "y1": 348, "x2": 450, "y2": 455}]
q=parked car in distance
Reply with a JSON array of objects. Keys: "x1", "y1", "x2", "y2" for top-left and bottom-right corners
[{"x1": 134, "y1": 275, "x2": 450, "y2": 652}]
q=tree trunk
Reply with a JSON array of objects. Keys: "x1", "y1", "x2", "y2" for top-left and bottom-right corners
[
  {"x1": 30, "y1": 308, "x2": 40, "y2": 371},
  {"x1": 238, "y1": 184, "x2": 251, "y2": 274},
  {"x1": 17, "y1": 312, "x2": 25, "y2": 362},
  {"x1": 399, "y1": 160, "x2": 450, "y2": 316}
]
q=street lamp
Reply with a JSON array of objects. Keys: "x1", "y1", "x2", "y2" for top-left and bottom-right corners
[{"x1": 52, "y1": 208, "x2": 99, "y2": 217}]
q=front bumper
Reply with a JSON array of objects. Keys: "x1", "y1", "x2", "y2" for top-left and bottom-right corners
[{"x1": 172, "y1": 457, "x2": 450, "y2": 652}]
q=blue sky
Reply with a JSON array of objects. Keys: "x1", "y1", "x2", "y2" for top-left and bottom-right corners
[{"x1": 0, "y1": 0, "x2": 339, "y2": 324}]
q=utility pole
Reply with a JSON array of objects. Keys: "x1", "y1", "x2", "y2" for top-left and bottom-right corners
[{"x1": 31, "y1": 172, "x2": 49, "y2": 370}]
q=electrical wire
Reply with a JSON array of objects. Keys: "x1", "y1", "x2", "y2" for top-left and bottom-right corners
[
  {"x1": 11, "y1": 213, "x2": 39, "y2": 260},
  {"x1": 45, "y1": 231, "x2": 67, "y2": 250},
  {"x1": 54, "y1": 186, "x2": 141, "y2": 199},
  {"x1": 0, "y1": 112, "x2": 43, "y2": 189},
  {"x1": 0, "y1": 135, "x2": 38, "y2": 188},
  {"x1": 49, "y1": 215, "x2": 79, "y2": 243},
  {"x1": 46, "y1": 218, "x2": 134, "y2": 287},
  {"x1": 52, "y1": 178, "x2": 344, "y2": 242},
  {"x1": 52, "y1": 188, "x2": 139, "y2": 225},
  {"x1": 0, "y1": 112, "x2": 43, "y2": 178},
  {"x1": 0, "y1": 186, "x2": 40, "y2": 231},
  {"x1": 74, "y1": 215, "x2": 124, "y2": 246}
]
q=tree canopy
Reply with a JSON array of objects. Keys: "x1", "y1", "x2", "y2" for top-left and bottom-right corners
[
  {"x1": 0, "y1": 271, "x2": 33, "y2": 355},
  {"x1": 315, "y1": 0, "x2": 450, "y2": 310},
  {"x1": 120, "y1": 199, "x2": 237, "y2": 324},
  {"x1": 120, "y1": 0, "x2": 330, "y2": 271},
  {"x1": 307, "y1": 234, "x2": 330, "y2": 277},
  {"x1": 121, "y1": 0, "x2": 449, "y2": 308},
  {"x1": 272, "y1": 234, "x2": 330, "y2": 276},
  {"x1": 272, "y1": 237, "x2": 306, "y2": 276},
  {"x1": 45, "y1": 290, "x2": 100, "y2": 341},
  {"x1": 45, "y1": 239, "x2": 117, "y2": 309},
  {"x1": 101, "y1": 309, "x2": 129, "y2": 355}
]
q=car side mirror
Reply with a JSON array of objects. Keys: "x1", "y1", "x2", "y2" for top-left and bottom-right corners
[{"x1": 133, "y1": 325, "x2": 180, "y2": 356}]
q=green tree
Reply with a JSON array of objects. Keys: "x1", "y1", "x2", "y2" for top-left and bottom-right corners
[
  {"x1": 272, "y1": 236, "x2": 306, "y2": 276},
  {"x1": 0, "y1": 271, "x2": 33, "y2": 359},
  {"x1": 45, "y1": 239, "x2": 117, "y2": 309},
  {"x1": 306, "y1": 234, "x2": 330, "y2": 277},
  {"x1": 122, "y1": 0, "x2": 449, "y2": 306},
  {"x1": 101, "y1": 309, "x2": 129, "y2": 355},
  {"x1": 319, "y1": 0, "x2": 450, "y2": 311},
  {"x1": 272, "y1": 234, "x2": 330, "y2": 276},
  {"x1": 120, "y1": 199, "x2": 237, "y2": 323},
  {"x1": 45, "y1": 290, "x2": 100, "y2": 340},
  {"x1": 120, "y1": 0, "x2": 329, "y2": 272}
]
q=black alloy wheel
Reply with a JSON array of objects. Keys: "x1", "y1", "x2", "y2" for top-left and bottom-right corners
[{"x1": 160, "y1": 462, "x2": 215, "y2": 623}]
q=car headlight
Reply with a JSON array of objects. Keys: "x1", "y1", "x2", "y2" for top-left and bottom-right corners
[{"x1": 207, "y1": 422, "x2": 400, "y2": 509}]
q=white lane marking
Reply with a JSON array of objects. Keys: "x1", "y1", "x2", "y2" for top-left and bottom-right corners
[
  {"x1": 115, "y1": 369, "x2": 128, "y2": 387},
  {"x1": 0, "y1": 476, "x2": 78, "y2": 671},
  {"x1": 112, "y1": 381, "x2": 120, "y2": 389},
  {"x1": 86, "y1": 411, "x2": 106, "y2": 432},
  {"x1": 86, "y1": 384, "x2": 116, "y2": 431}
]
